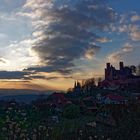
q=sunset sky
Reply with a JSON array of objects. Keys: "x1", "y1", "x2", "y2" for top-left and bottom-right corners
[{"x1": 0, "y1": 0, "x2": 140, "y2": 91}]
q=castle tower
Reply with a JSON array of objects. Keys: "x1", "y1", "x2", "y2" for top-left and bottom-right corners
[
  {"x1": 105, "y1": 63, "x2": 111, "y2": 80},
  {"x1": 120, "y1": 62, "x2": 124, "y2": 71},
  {"x1": 73, "y1": 80, "x2": 81, "y2": 95},
  {"x1": 74, "y1": 81, "x2": 77, "y2": 89}
]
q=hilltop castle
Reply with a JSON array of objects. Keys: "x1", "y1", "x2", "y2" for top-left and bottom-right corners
[
  {"x1": 99, "y1": 62, "x2": 140, "y2": 89},
  {"x1": 105, "y1": 62, "x2": 133, "y2": 80},
  {"x1": 72, "y1": 62, "x2": 140, "y2": 92}
]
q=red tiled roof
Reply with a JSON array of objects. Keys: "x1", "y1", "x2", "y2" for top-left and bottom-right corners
[
  {"x1": 51, "y1": 93, "x2": 68, "y2": 104},
  {"x1": 52, "y1": 93, "x2": 65, "y2": 98},
  {"x1": 105, "y1": 94, "x2": 125, "y2": 101}
]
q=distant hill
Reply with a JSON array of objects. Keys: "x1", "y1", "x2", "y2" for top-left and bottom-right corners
[{"x1": 0, "y1": 89, "x2": 53, "y2": 103}]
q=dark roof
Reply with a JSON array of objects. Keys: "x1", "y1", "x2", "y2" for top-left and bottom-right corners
[{"x1": 105, "y1": 94, "x2": 125, "y2": 101}]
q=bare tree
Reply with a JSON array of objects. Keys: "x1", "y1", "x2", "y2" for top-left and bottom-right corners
[
  {"x1": 130, "y1": 65, "x2": 137, "y2": 75},
  {"x1": 137, "y1": 64, "x2": 140, "y2": 76}
]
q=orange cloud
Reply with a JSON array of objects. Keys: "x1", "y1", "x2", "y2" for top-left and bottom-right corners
[{"x1": 0, "y1": 80, "x2": 46, "y2": 91}]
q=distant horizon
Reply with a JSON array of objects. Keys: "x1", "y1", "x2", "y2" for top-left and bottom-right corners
[{"x1": 0, "y1": 88, "x2": 54, "y2": 98}]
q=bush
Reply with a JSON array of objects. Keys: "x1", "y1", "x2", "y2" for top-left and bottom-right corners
[{"x1": 63, "y1": 104, "x2": 80, "y2": 119}]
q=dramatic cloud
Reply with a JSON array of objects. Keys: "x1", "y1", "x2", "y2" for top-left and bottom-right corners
[
  {"x1": 96, "y1": 37, "x2": 111, "y2": 43},
  {"x1": 116, "y1": 13, "x2": 140, "y2": 42},
  {"x1": 0, "y1": 39, "x2": 40, "y2": 71},
  {"x1": 130, "y1": 31, "x2": 140, "y2": 41},
  {"x1": 85, "y1": 45, "x2": 100, "y2": 60},
  {"x1": 131, "y1": 15, "x2": 140, "y2": 22},
  {"x1": 0, "y1": 0, "x2": 140, "y2": 90},
  {"x1": 108, "y1": 43, "x2": 134, "y2": 63},
  {"x1": 21, "y1": 0, "x2": 117, "y2": 74},
  {"x1": 26, "y1": 65, "x2": 72, "y2": 75},
  {"x1": 0, "y1": 71, "x2": 30, "y2": 79}
]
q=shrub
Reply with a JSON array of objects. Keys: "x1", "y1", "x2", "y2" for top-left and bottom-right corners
[{"x1": 63, "y1": 104, "x2": 80, "y2": 119}]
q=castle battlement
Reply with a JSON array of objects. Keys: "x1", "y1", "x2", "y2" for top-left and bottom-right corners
[{"x1": 105, "y1": 62, "x2": 133, "y2": 80}]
